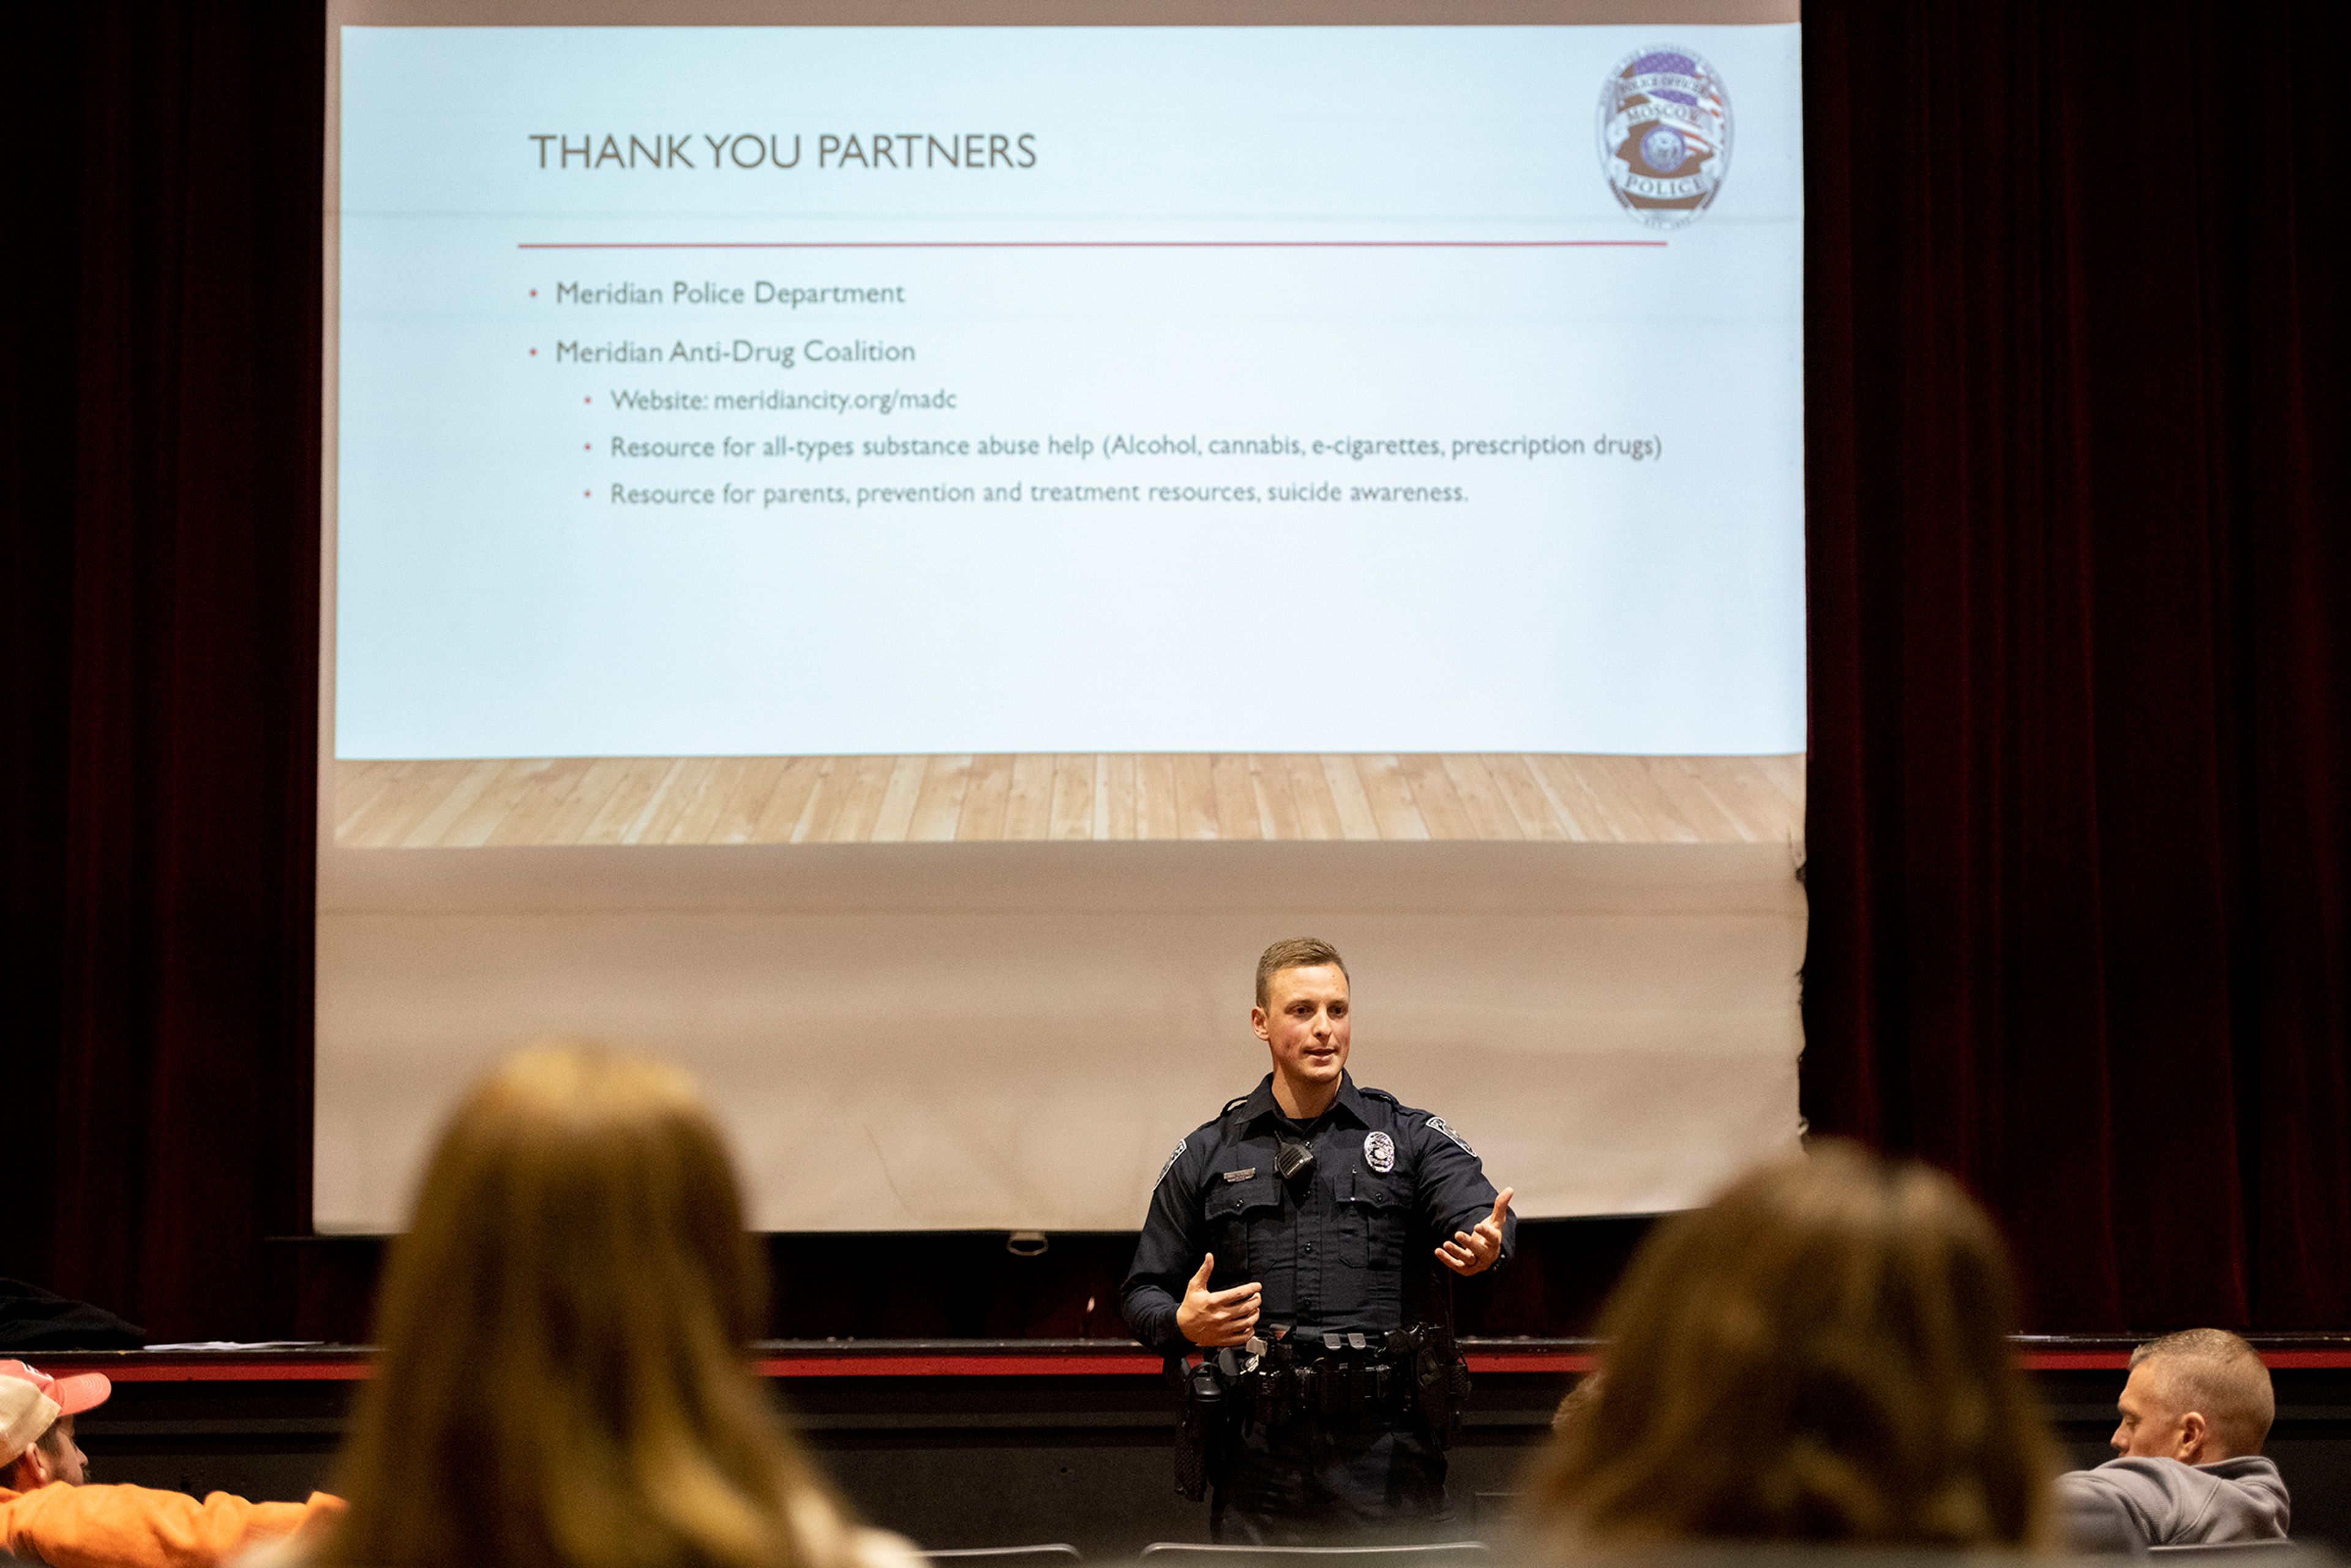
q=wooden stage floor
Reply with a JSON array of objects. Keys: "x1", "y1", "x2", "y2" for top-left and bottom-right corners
[{"x1": 333, "y1": 754, "x2": 1804, "y2": 848}]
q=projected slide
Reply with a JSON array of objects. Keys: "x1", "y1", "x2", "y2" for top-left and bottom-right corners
[
  {"x1": 319, "y1": 15, "x2": 1809, "y2": 1233},
  {"x1": 333, "y1": 24, "x2": 1802, "y2": 846}
]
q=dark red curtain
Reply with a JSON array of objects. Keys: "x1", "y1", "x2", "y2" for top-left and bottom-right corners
[
  {"x1": 6, "y1": 0, "x2": 2347, "y2": 1339},
  {"x1": 1802, "y1": 0, "x2": 2351, "y2": 1329},
  {"x1": 1, "y1": 2, "x2": 323, "y2": 1338}
]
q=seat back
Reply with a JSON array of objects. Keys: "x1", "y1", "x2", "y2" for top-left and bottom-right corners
[{"x1": 1136, "y1": 1543, "x2": 1491, "y2": 1568}]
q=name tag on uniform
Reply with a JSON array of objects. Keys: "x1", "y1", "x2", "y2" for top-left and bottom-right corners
[{"x1": 1222, "y1": 1168, "x2": 1257, "y2": 1182}]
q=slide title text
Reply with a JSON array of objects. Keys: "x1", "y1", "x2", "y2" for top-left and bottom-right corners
[{"x1": 528, "y1": 132, "x2": 1039, "y2": 170}]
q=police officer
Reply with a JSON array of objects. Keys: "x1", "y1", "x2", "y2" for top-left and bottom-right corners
[{"x1": 1121, "y1": 937, "x2": 1516, "y2": 1542}]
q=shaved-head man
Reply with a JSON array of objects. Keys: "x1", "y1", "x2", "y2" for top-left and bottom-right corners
[{"x1": 2057, "y1": 1329, "x2": 2289, "y2": 1548}]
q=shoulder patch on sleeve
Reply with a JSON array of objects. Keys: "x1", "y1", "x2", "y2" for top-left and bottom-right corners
[
  {"x1": 1425, "y1": 1115, "x2": 1476, "y2": 1156},
  {"x1": 1156, "y1": 1136, "x2": 1188, "y2": 1188}
]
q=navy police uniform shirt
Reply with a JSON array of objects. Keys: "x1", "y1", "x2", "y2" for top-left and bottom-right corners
[{"x1": 1121, "y1": 1071, "x2": 1515, "y2": 1357}]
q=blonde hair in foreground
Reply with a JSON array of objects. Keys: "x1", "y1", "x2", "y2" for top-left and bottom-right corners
[
  {"x1": 1529, "y1": 1139, "x2": 2058, "y2": 1548},
  {"x1": 318, "y1": 1045, "x2": 848, "y2": 1568}
]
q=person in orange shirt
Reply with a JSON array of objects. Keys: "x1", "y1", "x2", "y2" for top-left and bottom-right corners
[
  {"x1": 1, "y1": 1358, "x2": 340, "y2": 1568},
  {"x1": 1, "y1": 1357, "x2": 103, "y2": 1486}
]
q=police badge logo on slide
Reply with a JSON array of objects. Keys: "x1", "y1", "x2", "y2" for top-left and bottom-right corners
[{"x1": 1597, "y1": 45, "x2": 1732, "y2": 229}]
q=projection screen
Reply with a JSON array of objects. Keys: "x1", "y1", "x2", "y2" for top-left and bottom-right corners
[{"x1": 318, "y1": 0, "x2": 1807, "y2": 1234}]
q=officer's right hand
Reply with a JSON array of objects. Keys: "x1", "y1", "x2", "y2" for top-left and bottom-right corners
[{"x1": 1176, "y1": 1253, "x2": 1261, "y2": 1347}]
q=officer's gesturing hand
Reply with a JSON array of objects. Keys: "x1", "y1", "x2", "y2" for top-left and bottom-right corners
[
  {"x1": 1176, "y1": 1253, "x2": 1261, "y2": 1346},
  {"x1": 1436, "y1": 1188, "x2": 1515, "y2": 1277}
]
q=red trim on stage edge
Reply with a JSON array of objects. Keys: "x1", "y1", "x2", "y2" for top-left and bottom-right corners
[
  {"x1": 1472, "y1": 1352, "x2": 1601, "y2": 1374},
  {"x1": 47, "y1": 1351, "x2": 1588, "y2": 1381},
  {"x1": 754, "y1": 1354, "x2": 1163, "y2": 1378},
  {"x1": 80, "y1": 1360, "x2": 375, "y2": 1382},
  {"x1": 39, "y1": 1347, "x2": 2351, "y2": 1382}
]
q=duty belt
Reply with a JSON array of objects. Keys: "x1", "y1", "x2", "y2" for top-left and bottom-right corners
[
  {"x1": 1171, "y1": 1325, "x2": 1469, "y2": 1500},
  {"x1": 1209, "y1": 1326, "x2": 1464, "y2": 1432}
]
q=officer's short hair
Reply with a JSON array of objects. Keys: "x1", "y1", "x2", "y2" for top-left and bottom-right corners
[
  {"x1": 2130, "y1": 1329, "x2": 2274, "y2": 1456},
  {"x1": 1256, "y1": 937, "x2": 1348, "y2": 1008}
]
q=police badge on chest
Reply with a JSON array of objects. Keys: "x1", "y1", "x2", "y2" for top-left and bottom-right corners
[{"x1": 1363, "y1": 1130, "x2": 1395, "y2": 1173}]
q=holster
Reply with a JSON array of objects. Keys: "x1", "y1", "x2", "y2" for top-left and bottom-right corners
[
  {"x1": 1173, "y1": 1358, "x2": 1228, "y2": 1501},
  {"x1": 1394, "y1": 1323, "x2": 1471, "y2": 1449}
]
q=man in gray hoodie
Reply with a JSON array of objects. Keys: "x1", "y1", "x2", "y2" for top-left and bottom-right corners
[{"x1": 2057, "y1": 1328, "x2": 2290, "y2": 1548}]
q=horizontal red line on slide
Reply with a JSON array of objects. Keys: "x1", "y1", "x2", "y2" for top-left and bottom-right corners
[
  {"x1": 50, "y1": 1348, "x2": 2351, "y2": 1383},
  {"x1": 515, "y1": 239, "x2": 1668, "y2": 250}
]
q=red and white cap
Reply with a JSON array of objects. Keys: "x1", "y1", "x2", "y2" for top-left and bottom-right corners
[{"x1": 0, "y1": 1361, "x2": 110, "y2": 1468}]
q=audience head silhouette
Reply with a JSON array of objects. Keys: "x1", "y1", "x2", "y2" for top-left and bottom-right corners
[
  {"x1": 1530, "y1": 1138, "x2": 2055, "y2": 1548},
  {"x1": 2113, "y1": 1327, "x2": 2274, "y2": 1463},
  {"x1": 317, "y1": 1043, "x2": 871, "y2": 1568}
]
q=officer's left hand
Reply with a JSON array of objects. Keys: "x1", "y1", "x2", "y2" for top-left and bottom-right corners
[{"x1": 1436, "y1": 1188, "x2": 1513, "y2": 1277}]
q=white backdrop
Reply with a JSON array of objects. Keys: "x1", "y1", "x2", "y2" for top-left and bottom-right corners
[{"x1": 315, "y1": 840, "x2": 1802, "y2": 1231}]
